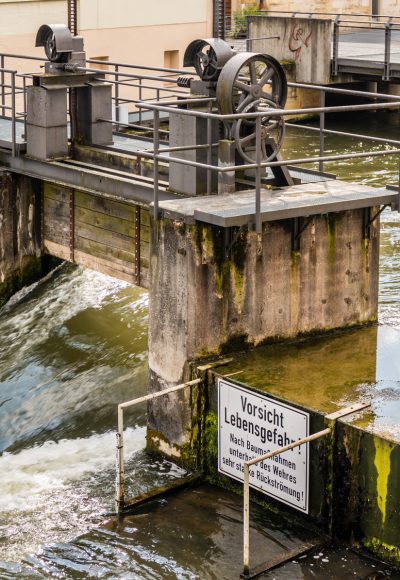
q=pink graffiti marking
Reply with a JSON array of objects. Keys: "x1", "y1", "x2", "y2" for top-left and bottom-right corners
[{"x1": 288, "y1": 25, "x2": 312, "y2": 61}]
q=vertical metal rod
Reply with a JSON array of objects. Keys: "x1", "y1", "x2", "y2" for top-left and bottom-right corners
[
  {"x1": 332, "y1": 16, "x2": 340, "y2": 76},
  {"x1": 115, "y1": 64, "x2": 120, "y2": 130},
  {"x1": 139, "y1": 78, "x2": 143, "y2": 125},
  {"x1": 384, "y1": 21, "x2": 392, "y2": 81},
  {"x1": 207, "y1": 113, "x2": 212, "y2": 195},
  {"x1": 11, "y1": 72, "x2": 16, "y2": 157},
  {"x1": 255, "y1": 115, "x2": 262, "y2": 234},
  {"x1": 153, "y1": 110, "x2": 160, "y2": 220},
  {"x1": 319, "y1": 90, "x2": 325, "y2": 172},
  {"x1": 115, "y1": 405, "x2": 125, "y2": 514},
  {"x1": 1, "y1": 56, "x2": 5, "y2": 117},
  {"x1": 23, "y1": 75, "x2": 27, "y2": 138},
  {"x1": 135, "y1": 205, "x2": 141, "y2": 285},
  {"x1": 243, "y1": 463, "x2": 250, "y2": 576}
]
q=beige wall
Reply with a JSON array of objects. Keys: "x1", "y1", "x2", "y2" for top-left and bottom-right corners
[{"x1": 265, "y1": 1, "x2": 400, "y2": 17}]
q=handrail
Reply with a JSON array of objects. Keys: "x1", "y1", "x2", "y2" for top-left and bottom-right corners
[
  {"x1": 115, "y1": 377, "x2": 202, "y2": 514},
  {"x1": 242, "y1": 402, "x2": 371, "y2": 577}
]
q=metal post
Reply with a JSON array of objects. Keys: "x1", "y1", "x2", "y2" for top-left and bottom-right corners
[
  {"x1": 207, "y1": 113, "x2": 212, "y2": 195},
  {"x1": 11, "y1": 72, "x2": 16, "y2": 157},
  {"x1": 243, "y1": 462, "x2": 250, "y2": 576},
  {"x1": 255, "y1": 115, "x2": 262, "y2": 234},
  {"x1": 319, "y1": 90, "x2": 325, "y2": 172},
  {"x1": 115, "y1": 405, "x2": 125, "y2": 513},
  {"x1": 139, "y1": 78, "x2": 143, "y2": 125},
  {"x1": 23, "y1": 75, "x2": 27, "y2": 138},
  {"x1": 115, "y1": 64, "x2": 120, "y2": 130},
  {"x1": 153, "y1": 109, "x2": 160, "y2": 220},
  {"x1": 1, "y1": 56, "x2": 5, "y2": 117},
  {"x1": 332, "y1": 16, "x2": 340, "y2": 77},
  {"x1": 384, "y1": 20, "x2": 392, "y2": 81}
]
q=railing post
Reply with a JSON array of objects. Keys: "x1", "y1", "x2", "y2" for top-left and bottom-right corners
[
  {"x1": 11, "y1": 72, "x2": 16, "y2": 157},
  {"x1": 115, "y1": 64, "x2": 120, "y2": 130},
  {"x1": 384, "y1": 19, "x2": 392, "y2": 81},
  {"x1": 153, "y1": 109, "x2": 160, "y2": 220},
  {"x1": 207, "y1": 111, "x2": 212, "y2": 195},
  {"x1": 139, "y1": 78, "x2": 143, "y2": 125},
  {"x1": 243, "y1": 462, "x2": 250, "y2": 576},
  {"x1": 115, "y1": 405, "x2": 125, "y2": 514},
  {"x1": 255, "y1": 114, "x2": 262, "y2": 234},
  {"x1": 332, "y1": 15, "x2": 340, "y2": 77},
  {"x1": 319, "y1": 90, "x2": 325, "y2": 172},
  {"x1": 1, "y1": 56, "x2": 5, "y2": 117}
]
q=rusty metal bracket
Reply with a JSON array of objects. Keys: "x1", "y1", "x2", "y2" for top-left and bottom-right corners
[
  {"x1": 292, "y1": 216, "x2": 313, "y2": 252},
  {"x1": 363, "y1": 204, "x2": 388, "y2": 239},
  {"x1": 135, "y1": 205, "x2": 141, "y2": 285},
  {"x1": 69, "y1": 189, "x2": 75, "y2": 262}
]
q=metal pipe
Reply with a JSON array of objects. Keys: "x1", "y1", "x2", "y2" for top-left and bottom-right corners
[
  {"x1": 319, "y1": 91, "x2": 325, "y2": 172},
  {"x1": 288, "y1": 122, "x2": 400, "y2": 147},
  {"x1": 11, "y1": 72, "x2": 16, "y2": 157},
  {"x1": 242, "y1": 427, "x2": 330, "y2": 576},
  {"x1": 384, "y1": 21, "x2": 392, "y2": 81},
  {"x1": 255, "y1": 115, "x2": 262, "y2": 233},
  {"x1": 207, "y1": 111, "x2": 212, "y2": 195},
  {"x1": 138, "y1": 99, "x2": 400, "y2": 121},
  {"x1": 1, "y1": 56, "x2": 4, "y2": 117},
  {"x1": 260, "y1": 9, "x2": 400, "y2": 21},
  {"x1": 153, "y1": 110, "x2": 160, "y2": 220},
  {"x1": 144, "y1": 146, "x2": 400, "y2": 174},
  {"x1": 115, "y1": 377, "x2": 202, "y2": 514}
]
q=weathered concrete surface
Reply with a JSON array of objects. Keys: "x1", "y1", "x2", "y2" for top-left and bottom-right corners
[
  {"x1": 0, "y1": 170, "x2": 47, "y2": 307},
  {"x1": 248, "y1": 16, "x2": 332, "y2": 85},
  {"x1": 147, "y1": 209, "x2": 379, "y2": 460}
]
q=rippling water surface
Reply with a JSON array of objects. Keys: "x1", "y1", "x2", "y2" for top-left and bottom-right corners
[{"x1": 1, "y1": 113, "x2": 400, "y2": 578}]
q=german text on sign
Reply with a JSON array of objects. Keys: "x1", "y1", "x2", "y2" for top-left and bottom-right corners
[{"x1": 218, "y1": 379, "x2": 309, "y2": 513}]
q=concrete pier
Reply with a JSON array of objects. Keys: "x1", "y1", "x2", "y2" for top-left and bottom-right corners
[{"x1": 147, "y1": 181, "x2": 383, "y2": 459}]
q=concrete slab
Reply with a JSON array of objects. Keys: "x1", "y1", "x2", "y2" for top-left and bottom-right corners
[{"x1": 159, "y1": 179, "x2": 397, "y2": 226}]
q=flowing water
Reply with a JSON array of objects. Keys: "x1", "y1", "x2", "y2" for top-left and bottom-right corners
[{"x1": 1, "y1": 112, "x2": 400, "y2": 578}]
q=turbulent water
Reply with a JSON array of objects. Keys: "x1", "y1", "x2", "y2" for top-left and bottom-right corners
[{"x1": 1, "y1": 112, "x2": 400, "y2": 578}]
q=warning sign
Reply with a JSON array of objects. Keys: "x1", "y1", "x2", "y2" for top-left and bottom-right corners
[{"x1": 218, "y1": 378, "x2": 309, "y2": 513}]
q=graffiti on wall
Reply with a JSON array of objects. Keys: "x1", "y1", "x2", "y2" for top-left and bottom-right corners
[{"x1": 288, "y1": 25, "x2": 312, "y2": 60}]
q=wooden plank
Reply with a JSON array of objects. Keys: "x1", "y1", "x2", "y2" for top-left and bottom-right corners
[
  {"x1": 44, "y1": 239, "x2": 70, "y2": 261},
  {"x1": 74, "y1": 250, "x2": 137, "y2": 284},
  {"x1": 140, "y1": 224, "x2": 150, "y2": 243},
  {"x1": 44, "y1": 220, "x2": 70, "y2": 246},
  {"x1": 140, "y1": 207, "x2": 150, "y2": 226},
  {"x1": 76, "y1": 206, "x2": 136, "y2": 237},
  {"x1": 75, "y1": 190, "x2": 137, "y2": 222},
  {"x1": 75, "y1": 235, "x2": 136, "y2": 267},
  {"x1": 44, "y1": 183, "x2": 70, "y2": 203},
  {"x1": 44, "y1": 196, "x2": 70, "y2": 220},
  {"x1": 75, "y1": 220, "x2": 136, "y2": 253}
]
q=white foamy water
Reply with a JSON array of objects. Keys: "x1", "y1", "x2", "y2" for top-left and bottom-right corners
[
  {"x1": 0, "y1": 427, "x2": 146, "y2": 562},
  {"x1": 0, "y1": 427, "x2": 145, "y2": 512}
]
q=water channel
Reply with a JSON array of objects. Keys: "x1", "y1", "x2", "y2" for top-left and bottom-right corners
[{"x1": 1, "y1": 112, "x2": 400, "y2": 578}]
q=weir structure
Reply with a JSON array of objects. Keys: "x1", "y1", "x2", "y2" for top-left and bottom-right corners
[{"x1": 1, "y1": 24, "x2": 400, "y2": 574}]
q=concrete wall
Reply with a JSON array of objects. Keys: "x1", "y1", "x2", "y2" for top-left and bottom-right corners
[
  {"x1": 248, "y1": 15, "x2": 332, "y2": 84},
  {"x1": 0, "y1": 170, "x2": 47, "y2": 307},
  {"x1": 147, "y1": 210, "x2": 379, "y2": 459}
]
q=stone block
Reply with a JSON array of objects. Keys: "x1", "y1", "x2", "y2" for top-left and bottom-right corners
[
  {"x1": 26, "y1": 124, "x2": 68, "y2": 160},
  {"x1": 76, "y1": 120, "x2": 113, "y2": 146},
  {"x1": 26, "y1": 86, "x2": 67, "y2": 128},
  {"x1": 76, "y1": 83, "x2": 112, "y2": 124}
]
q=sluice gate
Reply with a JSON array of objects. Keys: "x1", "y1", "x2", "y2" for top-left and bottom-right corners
[{"x1": 1, "y1": 23, "x2": 400, "y2": 576}]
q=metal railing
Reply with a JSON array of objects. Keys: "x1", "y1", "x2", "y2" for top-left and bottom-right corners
[
  {"x1": 242, "y1": 402, "x2": 371, "y2": 578},
  {"x1": 115, "y1": 378, "x2": 202, "y2": 514}
]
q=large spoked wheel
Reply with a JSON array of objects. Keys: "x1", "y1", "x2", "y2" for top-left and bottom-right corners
[
  {"x1": 217, "y1": 52, "x2": 287, "y2": 115},
  {"x1": 234, "y1": 101, "x2": 285, "y2": 164},
  {"x1": 44, "y1": 30, "x2": 69, "y2": 63},
  {"x1": 184, "y1": 38, "x2": 235, "y2": 82}
]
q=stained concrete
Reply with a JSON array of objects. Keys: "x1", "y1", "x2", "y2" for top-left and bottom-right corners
[{"x1": 147, "y1": 207, "x2": 380, "y2": 459}]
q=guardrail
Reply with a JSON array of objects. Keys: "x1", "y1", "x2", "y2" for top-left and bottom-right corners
[
  {"x1": 242, "y1": 402, "x2": 371, "y2": 578},
  {"x1": 115, "y1": 378, "x2": 202, "y2": 514}
]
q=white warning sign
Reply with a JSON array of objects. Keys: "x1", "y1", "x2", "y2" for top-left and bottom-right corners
[{"x1": 218, "y1": 378, "x2": 309, "y2": 513}]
